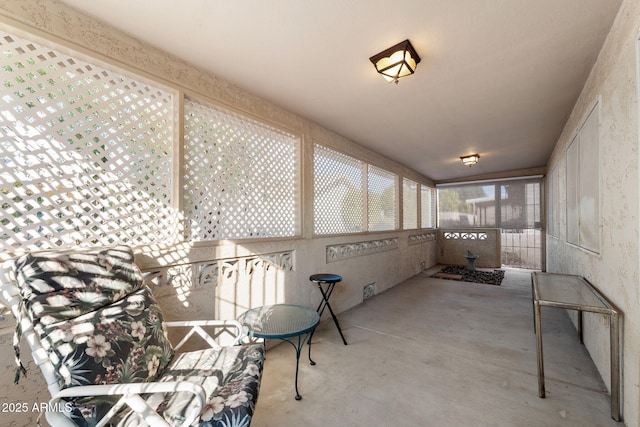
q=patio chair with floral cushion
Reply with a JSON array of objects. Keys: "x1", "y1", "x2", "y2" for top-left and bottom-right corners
[{"x1": 0, "y1": 245, "x2": 264, "y2": 427}]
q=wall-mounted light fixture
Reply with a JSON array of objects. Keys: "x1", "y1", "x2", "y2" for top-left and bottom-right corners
[
  {"x1": 369, "y1": 39, "x2": 421, "y2": 84},
  {"x1": 460, "y1": 154, "x2": 480, "y2": 167}
]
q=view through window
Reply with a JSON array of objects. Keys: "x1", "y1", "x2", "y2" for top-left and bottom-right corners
[{"x1": 437, "y1": 177, "x2": 543, "y2": 269}]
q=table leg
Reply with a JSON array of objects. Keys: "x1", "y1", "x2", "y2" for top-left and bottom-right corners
[
  {"x1": 293, "y1": 335, "x2": 303, "y2": 401},
  {"x1": 578, "y1": 310, "x2": 583, "y2": 344},
  {"x1": 308, "y1": 334, "x2": 316, "y2": 367},
  {"x1": 610, "y1": 311, "x2": 620, "y2": 421},
  {"x1": 531, "y1": 279, "x2": 536, "y2": 334},
  {"x1": 534, "y1": 301, "x2": 545, "y2": 398},
  {"x1": 282, "y1": 330, "x2": 316, "y2": 401}
]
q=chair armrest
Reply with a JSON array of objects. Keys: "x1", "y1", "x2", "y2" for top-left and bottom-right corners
[
  {"x1": 165, "y1": 319, "x2": 245, "y2": 350},
  {"x1": 46, "y1": 381, "x2": 206, "y2": 427}
]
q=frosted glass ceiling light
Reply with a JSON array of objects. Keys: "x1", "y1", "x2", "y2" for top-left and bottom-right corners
[
  {"x1": 370, "y1": 39, "x2": 421, "y2": 84},
  {"x1": 460, "y1": 154, "x2": 480, "y2": 167}
]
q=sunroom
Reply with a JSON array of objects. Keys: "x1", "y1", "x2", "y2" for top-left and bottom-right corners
[{"x1": 0, "y1": 1, "x2": 638, "y2": 426}]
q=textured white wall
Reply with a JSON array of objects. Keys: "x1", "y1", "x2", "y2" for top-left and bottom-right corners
[{"x1": 546, "y1": 0, "x2": 640, "y2": 424}]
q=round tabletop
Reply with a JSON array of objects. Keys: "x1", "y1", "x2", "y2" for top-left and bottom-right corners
[{"x1": 238, "y1": 304, "x2": 320, "y2": 339}]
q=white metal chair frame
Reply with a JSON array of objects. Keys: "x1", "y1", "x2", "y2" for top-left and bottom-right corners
[{"x1": 0, "y1": 259, "x2": 249, "y2": 427}]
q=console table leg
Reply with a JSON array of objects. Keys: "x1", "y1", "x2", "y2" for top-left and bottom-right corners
[
  {"x1": 534, "y1": 301, "x2": 545, "y2": 398},
  {"x1": 531, "y1": 279, "x2": 536, "y2": 334},
  {"x1": 578, "y1": 310, "x2": 583, "y2": 344},
  {"x1": 610, "y1": 311, "x2": 621, "y2": 421}
]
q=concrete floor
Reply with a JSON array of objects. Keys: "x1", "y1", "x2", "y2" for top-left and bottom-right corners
[{"x1": 251, "y1": 267, "x2": 623, "y2": 427}]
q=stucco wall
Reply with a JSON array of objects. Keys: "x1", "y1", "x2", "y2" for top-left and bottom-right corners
[
  {"x1": 0, "y1": 1, "x2": 438, "y2": 425},
  {"x1": 546, "y1": 0, "x2": 640, "y2": 425},
  {"x1": 136, "y1": 232, "x2": 436, "y2": 323}
]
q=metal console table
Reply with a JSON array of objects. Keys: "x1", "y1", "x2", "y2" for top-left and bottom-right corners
[
  {"x1": 531, "y1": 272, "x2": 621, "y2": 421},
  {"x1": 238, "y1": 304, "x2": 320, "y2": 400}
]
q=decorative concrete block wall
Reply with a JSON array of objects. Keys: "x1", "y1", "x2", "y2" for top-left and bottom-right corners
[
  {"x1": 135, "y1": 231, "x2": 438, "y2": 325},
  {"x1": 436, "y1": 228, "x2": 502, "y2": 268}
]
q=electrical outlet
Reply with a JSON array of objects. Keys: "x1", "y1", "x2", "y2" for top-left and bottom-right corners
[{"x1": 363, "y1": 283, "x2": 376, "y2": 300}]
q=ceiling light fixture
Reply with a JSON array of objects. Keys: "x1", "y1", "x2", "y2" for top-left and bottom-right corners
[
  {"x1": 460, "y1": 154, "x2": 480, "y2": 167},
  {"x1": 369, "y1": 39, "x2": 421, "y2": 84}
]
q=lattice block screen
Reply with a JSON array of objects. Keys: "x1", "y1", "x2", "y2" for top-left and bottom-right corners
[
  {"x1": 313, "y1": 144, "x2": 364, "y2": 234},
  {"x1": 368, "y1": 165, "x2": 396, "y2": 231},
  {"x1": 421, "y1": 185, "x2": 435, "y2": 228},
  {"x1": 0, "y1": 32, "x2": 176, "y2": 254},
  {"x1": 184, "y1": 99, "x2": 298, "y2": 240},
  {"x1": 403, "y1": 178, "x2": 418, "y2": 229}
]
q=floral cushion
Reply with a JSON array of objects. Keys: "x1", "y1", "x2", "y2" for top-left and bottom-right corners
[
  {"x1": 157, "y1": 344, "x2": 264, "y2": 427},
  {"x1": 72, "y1": 344, "x2": 265, "y2": 427},
  {"x1": 12, "y1": 245, "x2": 144, "y2": 325},
  {"x1": 10, "y1": 245, "x2": 264, "y2": 427},
  {"x1": 37, "y1": 286, "x2": 174, "y2": 390},
  {"x1": 11, "y1": 245, "x2": 174, "y2": 399}
]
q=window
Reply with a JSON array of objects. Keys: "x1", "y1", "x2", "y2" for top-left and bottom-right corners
[
  {"x1": 420, "y1": 184, "x2": 435, "y2": 228},
  {"x1": 312, "y1": 144, "x2": 364, "y2": 234},
  {"x1": 0, "y1": 31, "x2": 176, "y2": 252},
  {"x1": 566, "y1": 102, "x2": 600, "y2": 252},
  {"x1": 183, "y1": 98, "x2": 299, "y2": 241},
  {"x1": 313, "y1": 143, "x2": 403, "y2": 234},
  {"x1": 438, "y1": 179, "x2": 541, "y2": 229},
  {"x1": 566, "y1": 136, "x2": 579, "y2": 244},
  {"x1": 547, "y1": 164, "x2": 560, "y2": 238},
  {"x1": 402, "y1": 178, "x2": 418, "y2": 229},
  {"x1": 368, "y1": 165, "x2": 397, "y2": 231},
  {"x1": 437, "y1": 177, "x2": 543, "y2": 269}
]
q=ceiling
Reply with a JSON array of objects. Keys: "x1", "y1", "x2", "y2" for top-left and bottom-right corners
[{"x1": 60, "y1": 0, "x2": 622, "y2": 182}]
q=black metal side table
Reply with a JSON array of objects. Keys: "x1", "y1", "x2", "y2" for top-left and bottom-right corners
[{"x1": 309, "y1": 273, "x2": 348, "y2": 345}]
